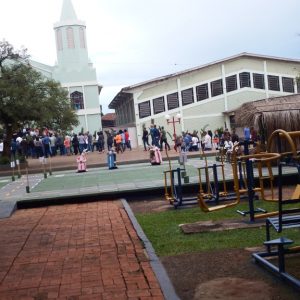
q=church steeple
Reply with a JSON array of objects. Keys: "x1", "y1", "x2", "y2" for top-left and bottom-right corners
[
  {"x1": 53, "y1": 0, "x2": 89, "y2": 68},
  {"x1": 52, "y1": 0, "x2": 102, "y2": 136},
  {"x1": 60, "y1": 0, "x2": 78, "y2": 22}
]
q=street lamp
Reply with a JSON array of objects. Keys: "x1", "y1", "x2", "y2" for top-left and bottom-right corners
[{"x1": 165, "y1": 113, "x2": 181, "y2": 151}]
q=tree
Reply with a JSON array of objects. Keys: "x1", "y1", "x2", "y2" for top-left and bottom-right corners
[
  {"x1": 0, "y1": 40, "x2": 28, "y2": 68},
  {"x1": 0, "y1": 41, "x2": 79, "y2": 157}
]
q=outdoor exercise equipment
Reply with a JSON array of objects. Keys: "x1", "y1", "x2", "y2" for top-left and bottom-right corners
[
  {"x1": 253, "y1": 130, "x2": 300, "y2": 289},
  {"x1": 241, "y1": 130, "x2": 300, "y2": 221},
  {"x1": 164, "y1": 148, "x2": 195, "y2": 208},
  {"x1": 197, "y1": 138, "x2": 280, "y2": 218},
  {"x1": 25, "y1": 163, "x2": 30, "y2": 193},
  {"x1": 16, "y1": 157, "x2": 21, "y2": 178},
  {"x1": 48, "y1": 155, "x2": 53, "y2": 176},
  {"x1": 197, "y1": 148, "x2": 242, "y2": 212},
  {"x1": 266, "y1": 129, "x2": 300, "y2": 201},
  {"x1": 232, "y1": 140, "x2": 280, "y2": 221},
  {"x1": 39, "y1": 156, "x2": 47, "y2": 179},
  {"x1": 10, "y1": 154, "x2": 16, "y2": 181}
]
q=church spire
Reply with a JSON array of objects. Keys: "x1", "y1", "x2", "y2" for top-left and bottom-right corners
[
  {"x1": 60, "y1": 0, "x2": 78, "y2": 22},
  {"x1": 53, "y1": 0, "x2": 88, "y2": 67}
]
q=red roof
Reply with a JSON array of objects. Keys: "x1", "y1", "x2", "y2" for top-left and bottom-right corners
[{"x1": 102, "y1": 113, "x2": 116, "y2": 121}]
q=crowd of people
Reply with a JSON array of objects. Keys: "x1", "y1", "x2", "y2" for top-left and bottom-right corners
[
  {"x1": 0, "y1": 127, "x2": 132, "y2": 160},
  {"x1": 141, "y1": 124, "x2": 259, "y2": 161},
  {"x1": 142, "y1": 124, "x2": 216, "y2": 152},
  {"x1": 0, "y1": 125, "x2": 259, "y2": 162}
]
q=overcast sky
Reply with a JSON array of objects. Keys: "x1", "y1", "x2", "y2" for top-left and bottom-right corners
[{"x1": 1, "y1": 0, "x2": 300, "y2": 113}]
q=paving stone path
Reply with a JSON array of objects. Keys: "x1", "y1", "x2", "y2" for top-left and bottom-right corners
[
  {"x1": 0, "y1": 175, "x2": 43, "y2": 218},
  {"x1": 0, "y1": 201, "x2": 164, "y2": 299}
]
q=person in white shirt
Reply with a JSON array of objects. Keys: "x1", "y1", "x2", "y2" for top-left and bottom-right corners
[
  {"x1": 203, "y1": 131, "x2": 212, "y2": 151},
  {"x1": 224, "y1": 137, "x2": 234, "y2": 162},
  {"x1": 191, "y1": 135, "x2": 199, "y2": 151}
]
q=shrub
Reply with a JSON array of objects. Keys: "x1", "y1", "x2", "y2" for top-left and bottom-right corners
[{"x1": 0, "y1": 156, "x2": 10, "y2": 165}]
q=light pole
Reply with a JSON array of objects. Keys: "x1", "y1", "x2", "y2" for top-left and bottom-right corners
[{"x1": 165, "y1": 113, "x2": 181, "y2": 151}]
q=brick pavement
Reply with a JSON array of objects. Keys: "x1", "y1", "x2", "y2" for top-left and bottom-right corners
[{"x1": 0, "y1": 201, "x2": 164, "y2": 299}]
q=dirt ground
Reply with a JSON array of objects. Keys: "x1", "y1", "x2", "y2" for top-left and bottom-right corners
[{"x1": 128, "y1": 198, "x2": 300, "y2": 300}]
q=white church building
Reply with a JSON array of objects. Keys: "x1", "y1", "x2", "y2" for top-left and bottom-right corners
[
  {"x1": 30, "y1": 0, "x2": 102, "y2": 134},
  {"x1": 109, "y1": 53, "x2": 300, "y2": 147}
]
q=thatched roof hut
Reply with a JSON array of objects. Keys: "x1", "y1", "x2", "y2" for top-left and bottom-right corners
[
  {"x1": 234, "y1": 94, "x2": 300, "y2": 140},
  {"x1": 234, "y1": 94, "x2": 300, "y2": 153}
]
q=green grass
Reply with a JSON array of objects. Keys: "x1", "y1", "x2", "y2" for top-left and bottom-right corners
[{"x1": 136, "y1": 200, "x2": 300, "y2": 257}]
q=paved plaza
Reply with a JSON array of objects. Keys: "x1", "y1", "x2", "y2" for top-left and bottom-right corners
[
  {"x1": 0, "y1": 150, "x2": 297, "y2": 218},
  {"x1": 0, "y1": 149, "x2": 298, "y2": 300},
  {"x1": 0, "y1": 149, "x2": 186, "y2": 300}
]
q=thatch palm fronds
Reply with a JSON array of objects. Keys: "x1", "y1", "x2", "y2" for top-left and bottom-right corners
[{"x1": 234, "y1": 94, "x2": 300, "y2": 151}]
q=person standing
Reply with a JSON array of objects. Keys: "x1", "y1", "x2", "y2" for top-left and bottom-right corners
[
  {"x1": 124, "y1": 129, "x2": 132, "y2": 150},
  {"x1": 107, "y1": 133, "x2": 113, "y2": 151},
  {"x1": 34, "y1": 136, "x2": 43, "y2": 158},
  {"x1": 203, "y1": 131, "x2": 212, "y2": 151},
  {"x1": 160, "y1": 126, "x2": 170, "y2": 151},
  {"x1": 114, "y1": 131, "x2": 122, "y2": 153},
  {"x1": 42, "y1": 135, "x2": 51, "y2": 158},
  {"x1": 120, "y1": 130, "x2": 126, "y2": 152},
  {"x1": 142, "y1": 127, "x2": 150, "y2": 151},
  {"x1": 149, "y1": 125, "x2": 155, "y2": 146},
  {"x1": 64, "y1": 136, "x2": 71, "y2": 156},
  {"x1": 56, "y1": 134, "x2": 64, "y2": 155},
  {"x1": 191, "y1": 134, "x2": 199, "y2": 151},
  {"x1": 87, "y1": 131, "x2": 93, "y2": 152},
  {"x1": 20, "y1": 137, "x2": 28, "y2": 158},
  {"x1": 97, "y1": 131, "x2": 105, "y2": 153},
  {"x1": 152, "y1": 125, "x2": 160, "y2": 148},
  {"x1": 78, "y1": 133, "x2": 85, "y2": 154},
  {"x1": 183, "y1": 132, "x2": 192, "y2": 151},
  {"x1": 230, "y1": 129, "x2": 239, "y2": 144},
  {"x1": 72, "y1": 134, "x2": 79, "y2": 155},
  {"x1": 49, "y1": 133, "x2": 57, "y2": 156}
]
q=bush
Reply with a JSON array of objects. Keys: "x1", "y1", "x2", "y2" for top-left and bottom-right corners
[{"x1": 0, "y1": 156, "x2": 10, "y2": 165}]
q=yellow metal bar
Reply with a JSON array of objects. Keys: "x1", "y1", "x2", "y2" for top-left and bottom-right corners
[
  {"x1": 257, "y1": 161, "x2": 265, "y2": 200},
  {"x1": 267, "y1": 129, "x2": 297, "y2": 157},
  {"x1": 254, "y1": 211, "x2": 278, "y2": 219}
]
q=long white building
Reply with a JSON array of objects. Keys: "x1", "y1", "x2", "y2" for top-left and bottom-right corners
[{"x1": 109, "y1": 53, "x2": 300, "y2": 147}]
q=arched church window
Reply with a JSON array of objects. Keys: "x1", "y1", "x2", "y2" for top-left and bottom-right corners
[
  {"x1": 67, "y1": 27, "x2": 75, "y2": 48},
  {"x1": 56, "y1": 29, "x2": 63, "y2": 51},
  {"x1": 70, "y1": 91, "x2": 84, "y2": 110},
  {"x1": 79, "y1": 27, "x2": 86, "y2": 48}
]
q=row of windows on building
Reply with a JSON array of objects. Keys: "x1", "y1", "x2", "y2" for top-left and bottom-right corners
[
  {"x1": 138, "y1": 72, "x2": 298, "y2": 119},
  {"x1": 56, "y1": 27, "x2": 86, "y2": 51}
]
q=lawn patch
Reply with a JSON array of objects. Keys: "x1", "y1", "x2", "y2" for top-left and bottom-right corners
[{"x1": 136, "y1": 200, "x2": 300, "y2": 256}]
